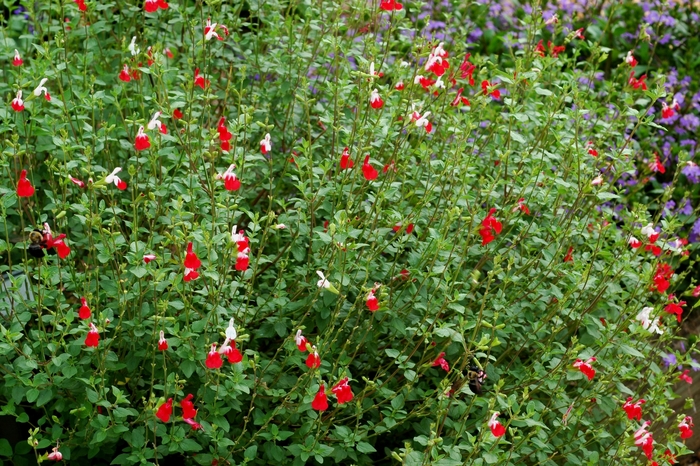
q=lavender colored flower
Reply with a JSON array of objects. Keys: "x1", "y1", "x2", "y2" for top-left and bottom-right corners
[
  {"x1": 663, "y1": 353, "x2": 677, "y2": 367},
  {"x1": 677, "y1": 199, "x2": 693, "y2": 216},
  {"x1": 682, "y1": 162, "x2": 700, "y2": 184}
]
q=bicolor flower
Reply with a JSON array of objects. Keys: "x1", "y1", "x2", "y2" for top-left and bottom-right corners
[
  {"x1": 306, "y1": 346, "x2": 321, "y2": 369},
  {"x1": 331, "y1": 377, "x2": 354, "y2": 404},
  {"x1": 40, "y1": 223, "x2": 71, "y2": 258},
  {"x1": 119, "y1": 64, "x2": 131, "y2": 82},
  {"x1": 79, "y1": 297, "x2": 91, "y2": 320},
  {"x1": 572, "y1": 357, "x2": 596, "y2": 380},
  {"x1": 128, "y1": 36, "x2": 139, "y2": 56},
  {"x1": 184, "y1": 242, "x2": 201, "y2": 282},
  {"x1": 33, "y1": 78, "x2": 51, "y2": 101},
  {"x1": 366, "y1": 289, "x2": 379, "y2": 311},
  {"x1": 311, "y1": 384, "x2": 328, "y2": 411},
  {"x1": 12, "y1": 49, "x2": 23, "y2": 67},
  {"x1": 16, "y1": 169, "x2": 34, "y2": 197},
  {"x1": 156, "y1": 398, "x2": 173, "y2": 422},
  {"x1": 260, "y1": 133, "x2": 271, "y2": 154},
  {"x1": 362, "y1": 155, "x2": 378, "y2": 180},
  {"x1": 181, "y1": 394, "x2": 203, "y2": 430},
  {"x1": 158, "y1": 330, "x2": 168, "y2": 350},
  {"x1": 410, "y1": 109, "x2": 432, "y2": 132},
  {"x1": 295, "y1": 330, "x2": 309, "y2": 352},
  {"x1": 395, "y1": 81, "x2": 404, "y2": 90},
  {"x1": 479, "y1": 208, "x2": 502, "y2": 246},
  {"x1": 204, "y1": 18, "x2": 229, "y2": 41},
  {"x1": 625, "y1": 50, "x2": 638, "y2": 67},
  {"x1": 450, "y1": 87, "x2": 470, "y2": 107},
  {"x1": 11, "y1": 90, "x2": 24, "y2": 112},
  {"x1": 206, "y1": 343, "x2": 223, "y2": 369},
  {"x1": 134, "y1": 126, "x2": 151, "y2": 151},
  {"x1": 143, "y1": 254, "x2": 156, "y2": 263},
  {"x1": 105, "y1": 167, "x2": 127, "y2": 190},
  {"x1": 628, "y1": 72, "x2": 648, "y2": 91},
  {"x1": 662, "y1": 99, "x2": 680, "y2": 119},
  {"x1": 573, "y1": 28, "x2": 585, "y2": 40},
  {"x1": 622, "y1": 397, "x2": 645, "y2": 421},
  {"x1": 488, "y1": 412, "x2": 506, "y2": 437},
  {"x1": 315, "y1": 271, "x2": 339, "y2": 293},
  {"x1": 425, "y1": 42, "x2": 449, "y2": 77},
  {"x1": 85, "y1": 323, "x2": 100, "y2": 347},
  {"x1": 591, "y1": 175, "x2": 603, "y2": 186},
  {"x1": 679, "y1": 416, "x2": 694, "y2": 439},
  {"x1": 368, "y1": 62, "x2": 383, "y2": 79},
  {"x1": 47, "y1": 445, "x2": 62, "y2": 461},
  {"x1": 231, "y1": 226, "x2": 249, "y2": 251},
  {"x1": 634, "y1": 421, "x2": 654, "y2": 460},
  {"x1": 414, "y1": 75, "x2": 435, "y2": 90},
  {"x1": 147, "y1": 111, "x2": 167, "y2": 134},
  {"x1": 649, "y1": 155, "x2": 665, "y2": 174},
  {"x1": 629, "y1": 236, "x2": 642, "y2": 249},
  {"x1": 512, "y1": 198, "x2": 530, "y2": 215},
  {"x1": 194, "y1": 68, "x2": 209, "y2": 89},
  {"x1": 379, "y1": 0, "x2": 402, "y2": 11},
  {"x1": 369, "y1": 89, "x2": 384, "y2": 109},
  {"x1": 69, "y1": 175, "x2": 85, "y2": 188},
  {"x1": 216, "y1": 164, "x2": 241, "y2": 191},
  {"x1": 636, "y1": 307, "x2": 662, "y2": 334},
  {"x1": 236, "y1": 248, "x2": 250, "y2": 271},
  {"x1": 545, "y1": 14, "x2": 558, "y2": 25},
  {"x1": 432, "y1": 352, "x2": 450, "y2": 372},
  {"x1": 587, "y1": 142, "x2": 598, "y2": 157},
  {"x1": 340, "y1": 146, "x2": 354, "y2": 169}
]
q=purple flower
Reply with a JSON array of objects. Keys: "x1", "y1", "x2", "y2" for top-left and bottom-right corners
[
  {"x1": 682, "y1": 162, "x2": 700, "y2": 184},
  {"x1": 663, "y1": 353, "x2": 677, "y2": 367},
  {"x1": 678, "y1": 199, "x2": 693, "y2": 216}
]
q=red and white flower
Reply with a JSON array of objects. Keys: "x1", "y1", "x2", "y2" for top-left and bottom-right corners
[
  {"x1": 625, "y1": 51, "x2": 638, "y2": 67},
  {"x1": 183, "y1": 242, "x2": 201, "y2": 282},
  {"x1": 68, "y1": 176, "x2": 85, "y2": 188},
  {"x1": 488, "y1": 412, "x2": 506, "y2": 437},
  {"x1": 33, "y1": 78, "x2": 51, "y2": 101},
  {"x1": 40, "y1": 223, "x2": 71, "y2": 258},
  {"x1": 105, "y1": 167, "x2": 128, "y2": 190},
  {"x1": 295, "y1": 329, "x2": 309, "y2": 352},
  {"x1": 216, "y1": 164, "x2": 241, "y2": 191},
  {"x1": 340, "y1": 146, "x2": 354, "y2": 169},
  {"x1": 574, "y1": 28, "x2": 585, "y2": 40},
  {"x1": 425, "y1": 42, "x2": 449, "y2": 77},
  {"x1": 679, "y1": 416, "x2": 694, "y2": 440},
  {"x1": 331, "y1": 377, "x2": 354, "y2": 404},
  {"x1": 450, "y1": 87, "x2": 470, "y2": 107},
  {"x1": 205, "y1": 343, "x2": 223, "y2": 369},
  {"x1": 634, "y1": 421, "x2": 654, "y2": 460},
  {"x1": 12, "y1": 49, "x2": 23, "y2": 67},
  {"x1": 306, "y1": 345, "x2": 321, "y2": 369},
  {"x1": 147, "y1": 111, "x2": 167, "y2": 134},
  {"x1": 662, "y1": 99, "x2": 680, "y2": 119},
  {"x1": 628, "y1": 236, "x2": 642, "y2": 249},
  {"x1": 119, "y1": 64, "x2": 131, "y2": 82},
  {"x1": 366, "y1": 289, "x2": 379, "y2": 311},
  {"x1": 85, "y1": 322, "x2": 100, "y2": 347},
  {"x1": 158, "y1": 330, "x2": 168, "y2": 351},
  {"x1": 260, "y1": 133, "x2": 272, "y2": 154},
  {"x1": 47, "y1": 445, "x2": 62, "y2": 461},
  {"x1": 572, "y1": 357, "x2": 596, "y2": 380},
  {"x1": 204, "y1": 18, "x2": 229, "y2": 41},
  {"x1": 231, "y1": 226, "x2": 249, "y2": 251},
  {"x1": 395, "y1": 81, "x2": 404, "y2": 91},
  {"x1": 143, "y1": 254, "x2": 156, "y2": 263},
  {"x1": 411, "y1": 109, "x2": 433, "y2": 133},
  {"x1": 11, "y1": 90, "x2": 24, "y2": 112},
  {"x1": 636, "y1": 307, "x2": 662, "y2": 334},
  {"x1": 135, "y1": 126, "x2": 151, "y2": 151},
  {"x1": 79, "y1": 297, "x2": 91, "y2": 320},
  {"x1": 432, "y1": 352, "x2": 450, "y2": 372},
  {"x1": 369, "y1": 89, "x2": 384, "y2": 109}
]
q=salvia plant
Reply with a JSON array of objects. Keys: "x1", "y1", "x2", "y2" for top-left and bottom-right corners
[{"x1": 1, "y1": 0, "x2": 699, "y2": 465}]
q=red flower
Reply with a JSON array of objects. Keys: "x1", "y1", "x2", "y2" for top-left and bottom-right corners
[
  {"x1": 306, "y1": 346, "x2": 321, "y2": 369},
  {"x1": 145, "y1": 0, "x2": 168, "y2": 12},
  {"x1": 194, "y1": 68, "x2": 210, "y2": 89},
  {"x1": 12, "y1": 49, "x2": 22, "y2": 67},
  {"x1": 231, "y1": 226, "x2": 249, "y2": 251},
  {"x1": 236, "y1": 249, "x2": 249, "y2": 271},
  {"x1": 205, "y1": 344, "x2": 223, "y2": 369},
  {"x1": 379, "y1": 0, "x2": 403, "y2": 11},
  {"x1": 134, "y1": 126, "x2": 150, "y2": 151},
  {"x1": 625, "y1": 51, "x2": 638, "y2": 68},
  {"x1": 622, "y1": 397, "x2": 645, "y2": 421},
  {"x1": 573, "y1": 357, "x2": 596, "y2": 380},
  {"x1": 366, "y1": 290, "x2": 379, "y2": 311},
  {"x1": 369, "y1": 89, "x2": 384, "y2": 109},
  {"x1": 340, "y1": 147, "x2": 354, "y2": 170},
  {"x1": 85, "y1": 323, "x2": 99, "y2": 347},
  {"x1": 47, "y1": 446, "x2": 62, "y2": 461},
  {"x1": 181, "y1": 394, "x2": 197, "y2": 419},
  {"x1": 184, "y1": 242, "x2": 201, "y2": 282},
  {"x1": 39, "y1": 223, "x2": 71, "y2": 258},
  {"x1": 574, "y1": 28, "x2": 585, "y2": 40},
  {"x1": 481, "y1": 80, "x2": 500, "y2": 99},
  {"x1": 634, "y1": 421, "x2": 654, "y2": 460},
  {"x1": 459, "y1": 54, "x2": 476, "y2": 86},
  {"x1": 143, "y1": 254, "x2": 156, "y2": 264},
  {"x1": 11, "y1": 90, "x2": 24, "y2": 112},
  {"x1": 629, "y1": 236, "x2": 642, "y2": 249},
  {"x1": 488, "y1": 412, "x2": 506, "y2": 437},
  {"x1": 362, "y1": 155, "x2": 378, "y2": 181},
  {"x1": 424, "y1": 43, "x2": 449, "y2": 77},
  {"x1": 79, "y1": 297, "x2": 91, "y2": 320},
  {"x1": 534, "y1": 40, "x2": 546, "y2": 57},
  {"x1": 173, "y1": 108, "x2": 183, "y2": 119},
  {"x1": 679, "y1": 416, "x2": 694, "y2": 439},
  {"x1": 75, "y1": 0, "x2": 87, "y2": 11},
  {"x1": 479, "y1": 208, "x2": 502, "y2": 246},
  {"x1": 16, "y1": 169, "x2": 35, "y2": 197},
  {"x1": 158, "y1": 330, "x2": 168, "y2": 351},
  {"x1": 105, "y1": 167, "x2": 128, "y2": 190},
  {"x1": 260, "y1": 133, "x2": 271, "y2": 154},
  {"x1": 69, "y1": 176, "x2": 86, "y2": 188},
  {"x1": 512, "y1": 198, "x2": 530, "y2": 215},
  {"x1": 662, "y1": 99, "x2": 680, "y2": 119},
  {"x1": 118, "y1": 65, "x2": 131, "y2": 82},
  {"x1": 664, "y1": 300, "x2": 686, "y2": 323},
  {"x1": 222, "y1": 340, "x2": 243, "y2": 363},
  {"x1": 548, "y1": 42, "x2": 565, "y2": 57},
  {"x1": 680, "y1": 370, "x2": 693, "y2": 384},
  {"x1": 628, "y1": 72, "x2": 648, "y2": 91},
  {"x1": 649, "y1": 155, "x2": 665, "y2": 174},
  {"x1": 432, "y1": 352, "x2": 450, "y2": 372},
  {"x1": 652, "y1": 263, "x2": 674, "y2": 293},
  {"x1": 693, "y1": 285, "x2": 700, "y2": 298},
  {"x1": 295, "y1": 330, "x2": 309, "y2": 352},
  {"x1": 395, "y1": 81, "x2": 404, "y2": 90},
  {"x1": 664, "y1": 449, "x2": 677, "y2": 465},
  {"x1": 216, "y1": 164, "x2": 241, "y2": 191},
  {"x1": 156, "y1": 398, "x2": 173, "y2": 422},
  {"x1": 564, "y1": 246, "x2": 574, "y2": 263},
  {"x1": 312, "y1": 384, "x2": 328, "y2": 411},
  {"x1": 410, "y1": 109, "x2": 433, "y2": 132},
  {"x1": 414, "y1": 75, "x2": 435, "y2": 90},
  {"x1": 331, "y1": 377, "x2": 354, "y2": 404},
  {"x1": 450, "y1": 87, "x2": 470, "y2": 107}
]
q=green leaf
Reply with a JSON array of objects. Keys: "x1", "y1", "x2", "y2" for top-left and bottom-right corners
[
  {"x1": 0, "y1": 438, "x2": 13, "y2": 457},
  {"x1": 356, "y1": 442, "x2": 376, "y2": 454}
]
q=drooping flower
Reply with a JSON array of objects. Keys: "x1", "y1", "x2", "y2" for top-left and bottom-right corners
[
  {"x1": 85, "y1": 322, "x2": 100, "y2": 347},
  {"x1": 450, "y1": 87, "x2": 470, "y2": 107},
  {"x1": 143, "y1": 254, "x2": 156, "y2": 264},
  {"x1": 216, "y1": 164, "x2": 241, "y2": 191},
  {"x1": 628, "y1": 72, "x2": 648, "y2": 91},
  {"x1": 119, "y1": 64, "x2": 131, "y2": 82},
  {"x1": 331, "y1": 377, "x2": 354, "y2": 404},
  {"x1": 661, "y1": 99, "x2": 680, "y2": 119},
  {"x1": 16, "y1": 169, "x2": 34, "y2": 197},
  {"x1": 260, "y1": 133, "x2": 272, "y2": 155},
  {"x1": 573, "y1": 28, "x2": 585, "y2": 40},
  {"x1": 625, "y1": 51, "x2": 638, "y2": 68},
  {"x1": 432, "y1": 352, "x2": 450, "y2": 372},
  {"x1": 679, "y1": 416, "x2": 694, "y2": 439},
  {"x1": 147, "y1": 111, "x2": 167, "y2": 134},
  {"x1": 158, "y1": 330, "x2": 168, "y2": 351},
  {"x1": 79, "y1": 297, "x2": 91, "y2": 320},
  {"x1": 193, "y1": 68, "x2": 209, "y2": 89},
  {"x1": 156, "y1": 398, "x2": 173, "y2": 422},
  {"x1": 664, "y1": 300, "x2": 686, "y2": 323},
  {"x1": 340, "y1": 146, "x2": 354, "y2": 169},
  {"x1": 134, "y1": 126, "x2": 151, "y2": 151},
  {"x1": 11, "y1": 90, "x2": 24, "y2": 112},
  {"x1": 206, "y1": 343, "x2": 223, "y2": 369},
  {"x1": 12, "y1": 49, "x2": 23, "y2": 67},
  {"x1": 316, "y1": 271, "x2": 330, "y2": 289},
  {"x1": 410, "y1": 109, "x2": 432, "y2": 132},
  {"x1": 366, "y1": 289, "x2": 379, "y2": 311},
  {"x1": 572, "y1": 357, "x2": 596, "y2": 380},
  {"x1": 680, "y1": 370, "x2": 693, "y2": 384},
  {"x1": 69, "y1": 176, "x2": 86, "y2": 188},
  {"x1": 629, "y1": 236, "x2": 642, "y2": 249},
  {"x1": 622, "y1": 397, "x2": 646, "y2": 421},
  {"x1": 295, "y1": 330, "x2": 309, "y2": 352},
  {"x1": 395, "y1": 81, "x2": 404, "y2": 91},
  {"x1": 33, "y1": 78, "x2": 51, "y2": 101},
  {"x1": 488, "y1": 412, "x2": 506, "y2": 437},
  {"x1": 311, "y1": 384, "x2": 328, "y2": 411},
  {"x1": 479, "y1": 208, "x2": 502, "y2": 246},
  {"x1": 306, "y1": 346, "x2": 321, "y2": 369},
  {"x1": 634, "y1": 421, "x2": 654, "y2": 460},
  {"x1": 481, "y1": 80, "x2": 501, "y2": 99},
  {"x1": 369, "y1": 89, "x2": 384, "y2": 109},
  {"x1": 636, "y1": 307, "x2": 663, "y2": 334},
  {"x1": 47, "y1": 445, "x2": 62, "y2": 461},
  {"x1": 40, "y1": 223, "x2": 71, "y2": 259},
  {"x1": 184, "y1": 242, "x2": 201, "y2": 282},
  {"x1": 362, "y1": 155, "x2": 378, "y2": 180},
  {"x1": 105, "y1": 167, "x2": 128, "y2": 190},
  {"x1": 204, "y1": 18, "x2": 229, "y2": 41}
]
